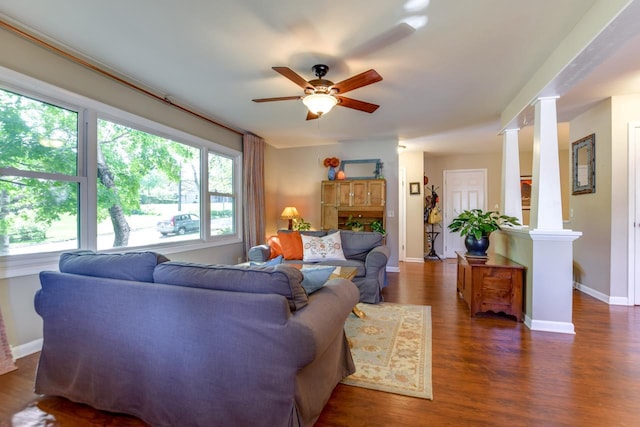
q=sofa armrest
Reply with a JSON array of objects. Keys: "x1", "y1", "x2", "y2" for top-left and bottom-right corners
[
  {"x1": 364, "y1": 245, "x2": 390, "y2": 274},
  {"x1": 248, "y1": 244, "x2": 270, "y2": 262},
  {"x1": 290, "y1": 278, "x2": 359, "y2": 358}
]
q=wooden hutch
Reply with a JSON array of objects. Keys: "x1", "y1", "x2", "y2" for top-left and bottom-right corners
[{"x1": 320, "y1": 179, "x2": 386, "y2": 231}]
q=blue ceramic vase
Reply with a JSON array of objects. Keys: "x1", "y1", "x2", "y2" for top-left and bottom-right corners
[{"x1": 328, "y1": 167, "x2": 336, "y2": 181}]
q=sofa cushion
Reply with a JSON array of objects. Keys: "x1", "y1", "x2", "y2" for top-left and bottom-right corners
[
  {"x1": 330, "y1": 229, "x2": 384, "y2": 261},
  {"x1": 59, "y1": 250, "x2": 169, "y2": 283},
  {"x1": 301, "y1": 231, "x2": 346, "y2": 262},
  {"x1": 153, "y1": 262, "x2": 308, "y2": 311},
  {"x1": 300, "y1": 266, "x2": 336, "y2": 295}
]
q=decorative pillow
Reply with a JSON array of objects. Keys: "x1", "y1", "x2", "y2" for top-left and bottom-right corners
[
  {"x1": 250, "y1": 255, "x2": 283, "y2": 267},
  {"x1": 301, "y1": 266, "x2": 336, "y2": 295},
  {"x1": 301, "y1": 231, "x2": 346, "y2": 262},
  {"x1": 277, "y1": 230, "x2": 303, "y2": 260},
  {"x1": 267, "y1": 235, "x2": 283, "y2": 259}
]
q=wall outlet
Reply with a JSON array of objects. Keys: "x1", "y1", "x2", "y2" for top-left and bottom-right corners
[{"x1": 388, "y1": 210, "x2": 394, "y2": 217}]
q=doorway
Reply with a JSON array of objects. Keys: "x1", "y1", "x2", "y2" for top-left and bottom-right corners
[
  {"x1": 628, "y1": 122, "x2": 640, "y2": 305},
  {"x1": 443, "y1": 169, "x2": 487, "y2": 258}
]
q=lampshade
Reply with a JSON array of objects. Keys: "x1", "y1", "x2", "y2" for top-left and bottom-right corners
[
  {"x1": 302, "y1": 93, "x2": 338, "y2": 116},
  {"x1": 281, "y1": 207, "x2": 299, "y2": 219},
  {"x1": 281, "y1": 206, "x2": 299, "y2": 230}
]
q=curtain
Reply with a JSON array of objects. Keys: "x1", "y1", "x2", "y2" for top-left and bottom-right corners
[
  {"x1": 242, "y1": 133, "x2": 266, "y2": 258},
  {"x1": 0, "y1": 307, "x2": 17, "y2": 375}
]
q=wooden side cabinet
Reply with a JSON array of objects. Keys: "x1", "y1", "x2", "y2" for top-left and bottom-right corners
[{"x1": 456, "y1": 252, "x2": 525, "y2": 322}]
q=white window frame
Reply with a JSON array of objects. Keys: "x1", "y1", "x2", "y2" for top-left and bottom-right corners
[{"x1": 0, "y1": 66, "x2": 242, "y2": 279}]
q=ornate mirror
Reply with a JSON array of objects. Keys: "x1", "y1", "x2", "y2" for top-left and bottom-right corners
[{"x1": 572, "y1": 134, "x2": 595, "y2": 195}]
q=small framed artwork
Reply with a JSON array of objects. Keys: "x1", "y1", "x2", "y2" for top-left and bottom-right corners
[
  {"x1": 409, "y1": 182, "x2": 421, "y2": 195},
  {"x1": 520, "y1": 176, "x2": 532, "y2": 210}
]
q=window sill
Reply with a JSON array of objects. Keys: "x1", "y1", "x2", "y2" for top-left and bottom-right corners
[{"x1": 0, "y1": 236, "x2": 242, "y2": 279}]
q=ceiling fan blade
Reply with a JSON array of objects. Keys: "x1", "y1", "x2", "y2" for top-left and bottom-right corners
[
  {"x1": 336, "y1": 96, "x2": 380, "y2": 113},
  {"x1": 252, "y1": 96, "x2": 301, "y2": 102},
  {"x1": 331, "y1": 69, "x2": 382, "y2": 94},
  {"x1": 306, "y1": 111, "x2": 320, "y2": 120},
  {"x1": 272, "y1": 67, "x2": 314, "y2": 90}
]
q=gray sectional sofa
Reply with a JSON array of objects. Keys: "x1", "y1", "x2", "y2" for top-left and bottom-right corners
[
  {"x1": 248, "y1": 229, "x2": 390, "y2": 303},
  {"x1": 35, "y1": 251, "x2": 359, "y2": 427}
]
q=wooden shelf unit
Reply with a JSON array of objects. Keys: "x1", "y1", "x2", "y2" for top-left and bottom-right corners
[{"x1": 321, "y1": 179, "x2": 385, "y2": 231}]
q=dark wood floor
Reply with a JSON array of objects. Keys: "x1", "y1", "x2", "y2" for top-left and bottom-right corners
[{"x1": 2, "y1": 260, "x2": 640, "y2": 426}]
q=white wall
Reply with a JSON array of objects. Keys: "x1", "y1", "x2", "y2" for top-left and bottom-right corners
[
  {"x1": 610, "y1": 95, "x2": 640, "y2": 300},
  {"x1": 399, "y1": 151, "x2": 425, "y2": 261},
  {"x1": 570, "y1": 95, "x2": 640, "y2": 301},
  {"x1": 264, "y1": 140, "x2": 400, "y2": 268},
  {"x1": 569, "y1": 99, "x2": 613, "y2": 296}
]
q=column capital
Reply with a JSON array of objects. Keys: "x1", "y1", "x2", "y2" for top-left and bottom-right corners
[{"x1": 531, "y1": 96, "x2": 560, "y2": 106}]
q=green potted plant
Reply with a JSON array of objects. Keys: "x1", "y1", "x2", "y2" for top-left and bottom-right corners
[
  {"x1": 292, "y1": 217, "x2": 311, "y2": 231},
  {"x1": 345, "y1": 215, "x2": 364, "y2": 232},
  {"x1": 370, "y1": 219, "x2": 386, "y2": 235},
  {"x1": 447, "y1": 209, "x2": 520, "y2": 256}
]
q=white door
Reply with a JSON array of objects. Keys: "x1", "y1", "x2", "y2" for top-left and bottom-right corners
[
  {"x1": 443, "y1": 169, "x2": 487, "y2": 258},
  {"x1": 631, "y1": 123, "x2": 640, "y2": 305}
]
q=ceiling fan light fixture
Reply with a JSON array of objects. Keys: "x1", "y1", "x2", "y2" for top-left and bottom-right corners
[{"x1": 302, "y1": 93, "x2": 338, "y2": 116}]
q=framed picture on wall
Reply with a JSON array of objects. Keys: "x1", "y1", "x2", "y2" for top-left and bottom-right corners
[
  {"x1": 409, "y1": 182, "x2": 421, "y2": 195},
  {"x1": 520, "y1": 176, "x2": 532, "y2": 210}
]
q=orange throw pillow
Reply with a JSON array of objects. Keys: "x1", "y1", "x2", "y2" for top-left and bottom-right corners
[
  {"x1": 267, "y1": 235, "x2": 283, "y2": 259},
  {"x1": 277, "y1": 231, "x2": 303, "y2": 260}
]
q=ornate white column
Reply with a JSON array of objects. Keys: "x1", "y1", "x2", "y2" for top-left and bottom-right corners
[
  {"x1": 530, "y1": 97, "x2": 563, "y2": 230},
  {"x1": 501, "y1": 128, "x2": 523, "y2": 224},
  {"x1": 526, "y1": 96, "x2": 581, "y2": 334}
]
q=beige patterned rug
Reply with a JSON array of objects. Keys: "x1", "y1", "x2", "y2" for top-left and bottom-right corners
[{"x1": 342, "y1": 302, "x2": 432, "y2": 399}]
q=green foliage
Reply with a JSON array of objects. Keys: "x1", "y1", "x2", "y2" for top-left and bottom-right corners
[
  {"x1": 447, "y1": 209, "x2": 520, "y2": 240},
  {"x1": 211, "y1": 209, "x2": 233, "y2": 219},
  {"x1": 345, "y1": 215, "x2": 364, "y2": 230},
  {"x1": 370, "y1": 219, "x2": 386, "y2": 235},
  {"x1": 292, "y1": 217, "x2": 311, "y2": 231},
  {"x1": 9, "y1": 223, "x2": 47, "y2": 243}
]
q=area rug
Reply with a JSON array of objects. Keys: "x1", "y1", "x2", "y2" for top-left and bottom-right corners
[{"x1": 342, "y1": 302, "x2": 432, "y2": 399}]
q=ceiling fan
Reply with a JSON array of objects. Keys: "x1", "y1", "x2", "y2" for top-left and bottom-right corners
[{"x1": 252, "y1": 64, "x2": 383, "y2": 120}]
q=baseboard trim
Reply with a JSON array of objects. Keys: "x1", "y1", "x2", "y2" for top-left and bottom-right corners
[
  {"x1": 527, "y1": 317, "x2": 575, "y2": 334},
  {"x1": 386, "y1": 266, "x2": 400, "y2": 273},
  {"x1": 574, "y1": 282, "x2": 630, "y2": 306},
  {"x1": 404, "y1": 257, "x2": 424, "y2": 263},
  {"x1": 11, "y1": 338, "x2": 42, "y2": 359}
]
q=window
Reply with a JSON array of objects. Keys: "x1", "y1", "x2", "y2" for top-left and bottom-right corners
[
  {"x1": 96, "y1": 119, "x2": 201, "y2": 249},
  {"x1": 208, "y1": 152, "x2": 235, "y2": 236},
  {"x1": 0, "y1": 88, "x2": 81, "y2": 256},
  {"x1": 1, "y1": 69, "x2": 241, "y2": 272}
]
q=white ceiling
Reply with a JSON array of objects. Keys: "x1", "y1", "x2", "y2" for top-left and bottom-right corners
[{"x1": 2, "y1": 0, "x2": 640, "y2": 154}]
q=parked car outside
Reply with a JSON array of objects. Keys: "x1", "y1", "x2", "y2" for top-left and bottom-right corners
[{"x1": 156, "y1": 213, "x2": 200, "y2": 236}]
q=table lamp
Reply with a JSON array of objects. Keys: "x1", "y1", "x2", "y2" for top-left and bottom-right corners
[{"x1": 281, "y1": 207, "x2": 299, "y2": 230}]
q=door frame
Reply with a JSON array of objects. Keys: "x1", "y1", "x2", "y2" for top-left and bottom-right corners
[
  {"x1": 443, "y1": 168, "x2": 488, "y2": 258},
  {"x1": 627, "y1": 121, "x2": 640, "y2": 305},
  {"x1": 399, "y1": 167, "x2": 407, "y2": 262}
]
